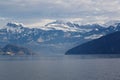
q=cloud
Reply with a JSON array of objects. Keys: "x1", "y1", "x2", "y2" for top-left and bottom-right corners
[
  {"x1": 0, "y1": 17, "x2": 8, "y2": 20},
  {"x1": 0, "y1": 0, "x2": 120, "y2": 26},
  {"x1": 25, "y1": 19, "x2": 55, "y2": 28}
]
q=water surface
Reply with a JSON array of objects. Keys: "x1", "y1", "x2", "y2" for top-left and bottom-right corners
[{"x1": 0, "y1": 55, "x2": 120, "y2": 80}]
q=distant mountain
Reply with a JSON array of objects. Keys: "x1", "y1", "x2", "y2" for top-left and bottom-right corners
[
  {"x1": 66, "y1": 31, "x2": 120, "y2": 55},
  {"x1": 103, "y1": 20, "x2": 120, "y2": 27},
  {"x1": 0, "y1": 44, "x2": 34, "y2": 56},
  {"x1": 0, "y1": 20, "x2": 120, "y2": 54}
]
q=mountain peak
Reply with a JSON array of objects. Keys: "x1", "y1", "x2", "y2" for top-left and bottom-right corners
[
  {"x1": 103, "y1": 20, "x2": 120, "y2": 27},
  {"x1": 45, "y1": 20, "x2": 70, "y2": 26},
  {"x1": 5, "y1": 22, "x2": 25, "y2": 33},
  {"x1": 6, "y1": 22, "x2": 24, "y2": 28}
]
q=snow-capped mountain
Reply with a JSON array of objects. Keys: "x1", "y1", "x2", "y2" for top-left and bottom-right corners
[
  {"x1": 44, "y1": 20, "x2": 78, "y2": 32},
  {"x1": 0, "y1": 20, "x2": 120, "y2": 54},
  {"x1": 5, "y1": 22, "x2": 25, "y2": 33},
  {"x1": 38, "y1": 20, "x2": 100, "y2": 32},
  {"x1": 37, "y1": 20, "x2": 79, "y2": 32},
  {"x1": 103, "y1": 20, "x2": 120, "y2": 27}
]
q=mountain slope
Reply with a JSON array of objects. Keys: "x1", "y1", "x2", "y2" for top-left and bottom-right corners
[{"x1": 66, "y1": 31, "x2": 120, "y2": 55}]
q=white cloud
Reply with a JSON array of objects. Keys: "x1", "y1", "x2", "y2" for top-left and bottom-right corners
[
  {"x1": 0, "y1": 17, "x2": 13, "y2": 28},
  {"x1": 0, "y1": 17, "x2": 7, "y2": 20},
  {"x1": 25, "y1": 19, "x2": 55, "y2": 28},
  {"x1": 0, "y1": 0, "x2": 120, "y2": 26}
]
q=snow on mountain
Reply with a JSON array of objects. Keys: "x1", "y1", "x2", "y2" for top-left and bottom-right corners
[
  {"x1": 4, "y1": 20, "x2": 120, "y2": 37},
  {"x1": 39, "y1": 20, "x2": 95, "y2": 32},
  {"x1": 39, "y1": 20, "x2": 78, "y2": 32},
  {"x1": 7, "y1": 22, "x2": 24, "y2": 27},
  {"x1": 1, "y1": 20, "x2": 120, "y2": 54},
  {"x1": 4, "y1": 22, "x2": 25, "y2": 33},
  {"x1": 103, "y1": 20, "x2": 120, "y2": 27},
  {"x1": 84, "y1": 34, "x2": 103, "y2": 40}
]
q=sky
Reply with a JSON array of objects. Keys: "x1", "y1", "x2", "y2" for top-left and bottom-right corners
[{"x1": 0, "y1": 0, "x2": 120, "y2": 27}]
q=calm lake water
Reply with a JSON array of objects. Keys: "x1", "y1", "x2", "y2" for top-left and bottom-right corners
[{"x1": 0, "y1": 55, "x2": 120, "y2": 80}]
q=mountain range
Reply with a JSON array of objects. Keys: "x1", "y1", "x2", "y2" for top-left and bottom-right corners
[{"x1": 0, "y1": 20, "x2": 120, "y2": 54}]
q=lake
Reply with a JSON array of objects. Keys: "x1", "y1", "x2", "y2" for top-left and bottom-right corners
[{"x1": 0, "y1": 55, "x2": 120, "y2": 80}]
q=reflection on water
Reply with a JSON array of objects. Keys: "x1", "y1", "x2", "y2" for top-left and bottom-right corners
[{"x1": 0, "y1": 55, "x2": 120, "y2": 80}]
